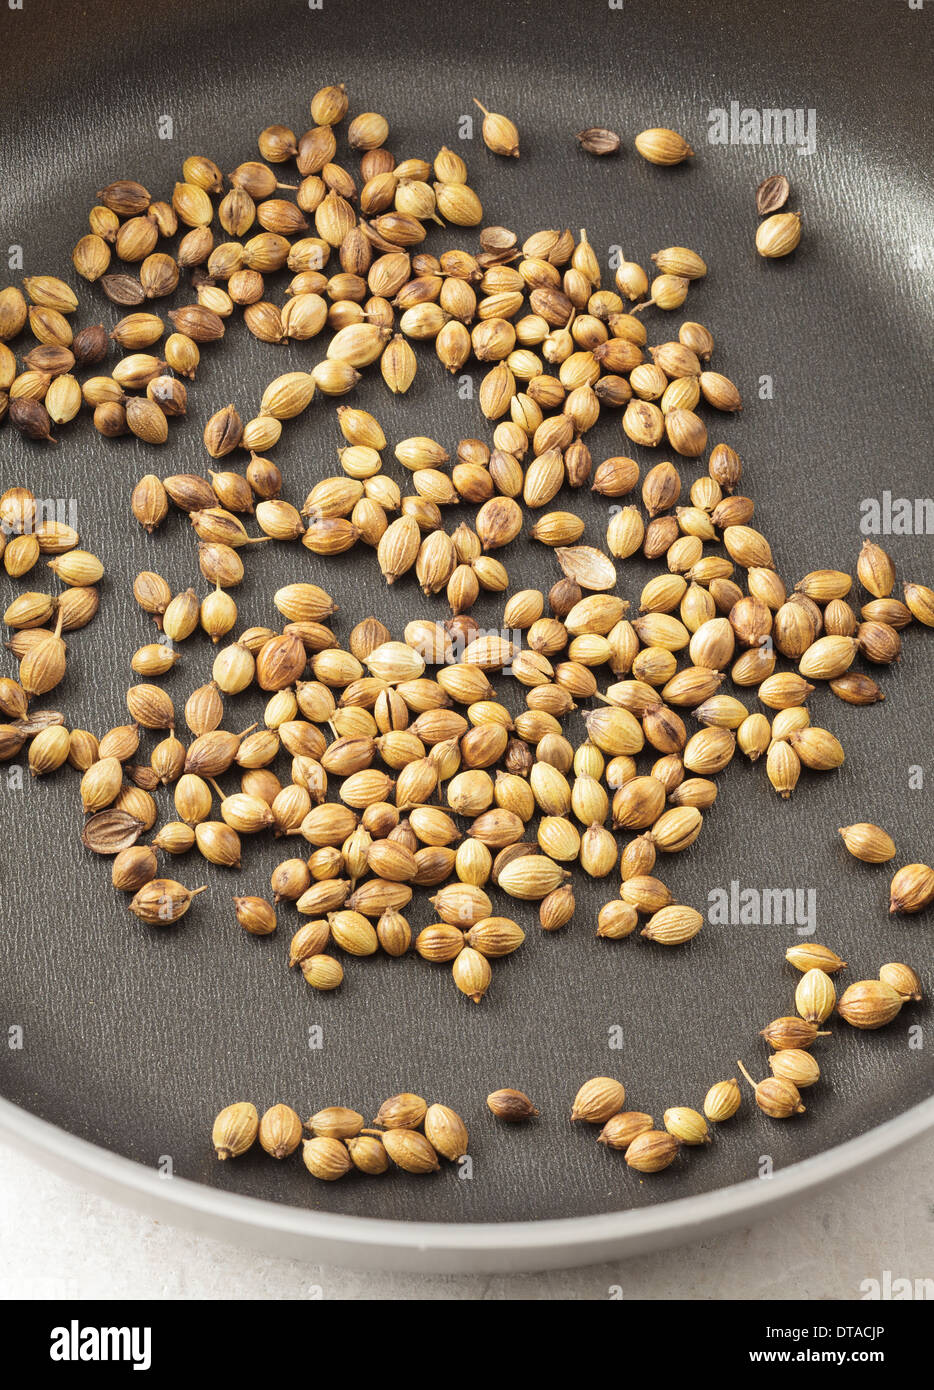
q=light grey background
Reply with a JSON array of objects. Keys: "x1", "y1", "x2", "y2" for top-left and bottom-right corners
[{"x1": 2, "y1": 1137, "x2": 930, "y2": 1298}]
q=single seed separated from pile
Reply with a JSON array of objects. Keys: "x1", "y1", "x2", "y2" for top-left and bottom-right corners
[
  {"x1": 487, "y1": 1088, "x2": 539, "y2": 1121},
  {"x1": 838, "y1": 823, "x2": 896, "y2": 863}
]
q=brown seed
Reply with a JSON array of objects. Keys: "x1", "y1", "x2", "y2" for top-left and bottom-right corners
[
  {"x1": 148, "y1": 367, "x2": 190, "y2": 415},
  {"x1": 760, "y1": 1017, "x2": 825, "y2": 1051},
  {"x1": 111, "y1": 843, "x2": 158, "y2": 891},
  {"x1": 596, "y1": 1111, "x2": 654, "y2": 1150},
  {"x1": 9, "y1": 398, "x2": 55, "y2": 442},
  {"x1": 286, "y1": 914, "x2": 328, "y2": 963},
  {"x1": 124, "y1": 396, "x2": 168, "y2": 445},
  {"x1": 203, "y1": 405, "x2": 243, "y2": 458},
  {"x1": 424, "y1": 1103, "x2": 469, "y2": 1161},
  {"x1": 472, "y1": 98, "x2": 520, "y2": 157},
  {"x1": 0, "y1": 724, "x2": 26, "y2": 762},
  {"x1": 857, "y1": 620, "x2": 901, "y2": 665},
  {"x1": 0, "y1": 678, "x2": 29, "y2": 721},
  {"x1": 256, "y1": 634, "x2": 307, "y2": 691},
  {"x1": 795, "y1": 968, "x2": 837, "y2": 1025},
  {"x1": 81, "y1": 809, "x2": 144, "y2": 856},
  {"x1": 345, "y1": 1134, "x2": 389, "y2": 1175},
  {"x1": 0, "y1": 286, "x2": 29, "y2": 339},
  {"x1": 126, "y1": 684, "x2": 175, "y2": 730},
  {"x1": 703, "y1": 1079, "x2": 742, "y2": 1123},
  {"x1": 664, "y1": 1107, "x2": 710, "y2": 1145},
  {"x1": 764, "y1": 1048, "x2": 820, "y2": 1093},
  {"x1": 797, "y1": 635, "x2": 857, "y2": 681},
  {"x1": 785, "y1": 942, "x2": 847, "y2": 974},
  {"x1": 374, "y1": 1093, "x2": 427, "y2": 1129},
  {"x1": 856, "y1": 540, "x2": 895, "y2": 598},
  {"x1": 903, "y1": 582, "x2": 934, "y2": 627},
  {"x1": 234, "y1": 896, "x2": 277, "y2": 936},
  {"x1": 641, "y1": 904, "x2": 703, "y2": 944},
  {"x1": 131, "y1": 475, "x2": 169, "y2": 532},
  {"x1": 576, "y1": 127, "x2": 621, "y2": 156},
  {"x1": 755, "y1": 1076, "x2": 805, "y2": 1119},
  {"x1": 755, "y1": 174, "x2": 790, "y2": 215},
  {"x1": 828, "y1": 672, "x2": 885, "y2": 705},
  {"x1": 307, "y1": 1107, "x2": 364, "y2": 1140},
  {"x1": 300, "y1": 954, "x2": 344, "y2": 990},
  {"x1": 787, "y1": 727, "x2": 844, "y2": 771},
  {"x1": 311, "y1": 83, "x2": 348, "y2": 125},
  {"x1": 487, "y1": 1088, "x2": 539, "y2": 1121},
  {"x1": 452, "y1": 945, "x2": 492, "y2": 1002}
]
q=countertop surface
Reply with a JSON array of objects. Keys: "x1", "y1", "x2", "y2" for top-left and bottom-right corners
[{"x1": 2, "y1": 1137, "x2": 931, "y2": 1299}]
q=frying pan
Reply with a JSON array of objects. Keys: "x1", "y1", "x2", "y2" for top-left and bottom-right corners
[{"x1": 1, "y1": 0, "x2": 932, "y2": 1273}]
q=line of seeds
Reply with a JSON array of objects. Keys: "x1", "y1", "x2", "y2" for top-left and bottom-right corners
[
  {"x1": 216, "y1": 919, "x2": 925, "y2": 1179},
  {"x1": 211, "y1": 1091, "x2": 468, "y2": 1177},
  {"x1": 735, "y1": 941, "x2": 924, "y2": 1120},
  {"x1": 569, "y1": 942, "x2": 923, "y2": 1174}
]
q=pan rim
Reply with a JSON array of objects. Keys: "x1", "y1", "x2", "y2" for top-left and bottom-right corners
[{"x1": 2, "y1": 1093, "x2": 932, "y2": 1271}]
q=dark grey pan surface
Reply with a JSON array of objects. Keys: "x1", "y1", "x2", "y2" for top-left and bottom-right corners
[{"x1": 0, "y1": 0, "x2": 931, "y2": 1230}]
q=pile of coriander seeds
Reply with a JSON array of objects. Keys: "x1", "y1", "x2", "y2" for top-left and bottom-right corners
[{"x1": 1, "y1": 86, "x2": 932, "y2": 1178}]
